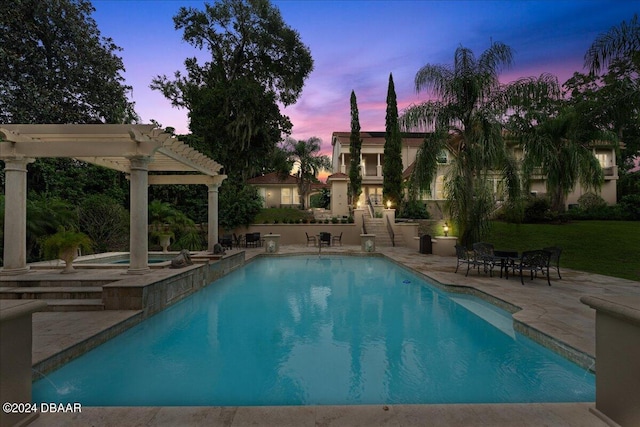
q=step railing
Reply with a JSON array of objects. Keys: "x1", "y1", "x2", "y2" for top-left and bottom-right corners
[{"x1": 386, "y1": 215, "x2": 395, "y2": 247}]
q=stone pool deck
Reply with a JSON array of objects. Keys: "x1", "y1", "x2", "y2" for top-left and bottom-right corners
[{"x1": 17, "y1": 245, "x2": 640, "y2": 426}]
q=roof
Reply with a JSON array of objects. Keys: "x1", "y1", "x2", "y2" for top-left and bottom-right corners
[
  {"x1": 247, "y1": 172, "x2": 329, "y2": 190},
  {"x1": 327, "y1": 172, "x2": 348, "y2": 180},
  {"x1": 0, "y1": 124, "x2": 223, "y2": 179},
  {"x1": 247, "y1": 172, "x2": 298, "y2": 185},
  {"x1": 331, "y1": 131, "x2": 428, "y2": 147}
]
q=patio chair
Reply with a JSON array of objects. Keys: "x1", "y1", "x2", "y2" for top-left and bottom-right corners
[
  {"x1": 305, "y1": 232, "x2": 317, "y2": 246},
  {"x1": 219, "y1": 234, "x2": 233, "y2": 250},
  {"x1": 319, "y1": 232, "x2": 331, "y2": 247},
  {"x1": 332, "y1": 232, "x2": 343, "y2": 246},
  {"x1": 245, "y1": 232, "x2": 261, "y2": 248},
  {"x1": 233, "y1": 233, "x2": 244, "y2": 248},
  {"x1": 455, "y1": 244, "x2": 482, "y2": 277},
  {"x1": 542, "y1": 246, "x2": 562, "y2": 279},
  {"x1": 472, "y1": 242, "x2": 496, "y2": 276},
  {"x1": 514, "y1": 250, "x2": 552, "y2": 286}
]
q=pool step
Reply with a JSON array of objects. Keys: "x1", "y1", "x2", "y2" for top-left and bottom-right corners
[
  {"x1": 0, "y1": 286, "x2": 105, "y2": 311},
  {"x1": 42, "y1": 299, "x2": 105, "y2": 311}
]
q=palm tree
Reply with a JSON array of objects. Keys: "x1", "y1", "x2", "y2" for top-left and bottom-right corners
[
  {"x1": 585, "y1": 14, "x2": 640, "y2": 74},
  {"x1": 401, "y1": 42, "x2": 558, "y2": 246},
  {"x1": 517, "y1": 105, "x2": 609, "y2": 213},
  {"x1": 284, "y1": 137, "x2": 331, "y2": 210}
]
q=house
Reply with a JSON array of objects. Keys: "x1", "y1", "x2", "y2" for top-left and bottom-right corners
[
  {"x1": 247, "y1": 172, "x2": 327, "y2": 209},
  {"x1": 330, "y1": 131, "x2": 620, "y2": 215}
]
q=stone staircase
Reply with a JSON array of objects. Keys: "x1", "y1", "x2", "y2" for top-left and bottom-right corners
[
  {"x1": 363, "y1": 217, "x2": 394, "y2": 247},
  {"x1": 0, "y1": 279, "x2": 110, "y2": 311}
]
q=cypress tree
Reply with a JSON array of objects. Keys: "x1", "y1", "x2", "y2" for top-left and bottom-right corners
[
  {"x1": 348, "y1": 90, "x2": 363, "y2": 208},
  {"x1": 383, "y1": 73, "x2": 404, "y2": 209}
]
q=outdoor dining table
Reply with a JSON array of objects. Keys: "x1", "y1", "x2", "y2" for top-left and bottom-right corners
[{"x1": 492, "y1": 250, "x2": 520, "y2": 279}]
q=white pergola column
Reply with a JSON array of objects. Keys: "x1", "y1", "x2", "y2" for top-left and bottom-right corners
[
  {"x1": 207, "y1": 175, "x2": 226, "y2": 253},
  {"x1": 1, "y1": 157, "x2": 34, "y2": 275},
  {"x1": 208, "y1": 183, "x2": 220, "y2": 253},
  {"x1": 127, "y1": 155, "x2": 152, "y2": 275}
]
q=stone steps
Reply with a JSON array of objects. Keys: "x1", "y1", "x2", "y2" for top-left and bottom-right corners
[
  {"x1": 363, "y1": 219, "x2": 394, "y2": 247},
  {"x1": 0, "y1": 286, "x2": 105, "y2": 311}
]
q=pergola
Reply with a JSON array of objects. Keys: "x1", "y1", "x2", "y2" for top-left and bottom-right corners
[{"x1": 0, "y1": 124, "x2": 226, "y2": 275}]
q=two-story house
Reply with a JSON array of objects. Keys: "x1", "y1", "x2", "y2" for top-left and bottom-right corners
[{"x1": 329, "y1": 131, "x2": 619, "y2": 216}]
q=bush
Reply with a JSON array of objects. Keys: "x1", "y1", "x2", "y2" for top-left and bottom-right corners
[
  {"x1": 578, "y1": 193, "x2": 607, "y2": 211},
  {"x1": 398, "y1": 200, "x2": 430, "y2": 219},
  {"x1": 619, "y1": 194, "x2": 640, "y2": 220},
  {"x1": 331, "y1": 217, "x2": 339, "y2": 224},
  {"x1": 78, "y1": 194, "x2": 129, "y2": 253},
  {"x1": 523, "y1": 196, "x2": 551, "y2": 223}
]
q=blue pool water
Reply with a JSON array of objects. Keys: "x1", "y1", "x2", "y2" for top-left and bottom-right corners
[{"x1": 33, "y1": 256, "x2": 594, "y2": 406}]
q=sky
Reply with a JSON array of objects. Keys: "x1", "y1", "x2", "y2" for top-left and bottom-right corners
[{"x1": 92, "y1": 0, "x2": 638, "y2": 177}]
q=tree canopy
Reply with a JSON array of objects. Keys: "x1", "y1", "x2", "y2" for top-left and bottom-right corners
[
  {"x1": 284, "y1": 137, "x2": 331, "y2": 210},
  {"x1": 0, "y1": 0, "x2": 137, "y2": 124},
  {"x1": 348, "y1": 91, "x2": 363, "y2": 208},
  {"x1": 151, "y1": 0, "x2": 313, "y2": 181},
  {"x1": 383, "y1": 73, "x2": 403, "y2": 209},
  {"x1": 401, "y1": 43, "x2": 558, "y2": 246}
]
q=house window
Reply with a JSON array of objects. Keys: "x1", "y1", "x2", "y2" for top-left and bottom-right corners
[
  {"x1": 435, "y1": 175, "x2": 446, "y2": 199},
  {"x1": 595, "y1": 153, "x2": 610, "y2": 168},
  {"x1": 436, "y1": 150, "x2": 448, "y2": 164},
  {"x1": 281, "y1": 188, "x2": 291, "y2": 205}
]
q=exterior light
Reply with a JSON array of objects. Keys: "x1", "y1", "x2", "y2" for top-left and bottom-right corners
[
  {"x1": 443, "y1": 222, "x2": 449, "y2": 237},
  {"x1": 357, "y1": 201, "x2": 361, "y2": 208},
  {"x1": 387, "y1": 200, "x2": 391, "y2": 209}
]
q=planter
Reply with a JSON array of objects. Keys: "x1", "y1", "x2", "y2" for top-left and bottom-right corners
[
  {"x1": 59, "y1": 247, "x2": 78, "y2": 274},
  {"x1": 158, "y1": 234, "x2": 172, "y2": 253}
]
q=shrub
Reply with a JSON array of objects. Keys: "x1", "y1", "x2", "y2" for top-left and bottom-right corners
[
  {"x1": 331, "y1": 217, "x2": 339, "y2": 224},
  {"x1": 523, "y1": 196, "x2": 551, "y2": 223},
  {"x1": 619, "y1": 194, "x2": 640, "y2": 220},
  {"x1": 310, "y1": 218, "x2": 317, "y2": 224},
  {"x1": 398, "y1": 199, "x2": 430, "y2": 219},
  {"x1": 578, "y1": 193, "x2": 607, "y2": 211}
]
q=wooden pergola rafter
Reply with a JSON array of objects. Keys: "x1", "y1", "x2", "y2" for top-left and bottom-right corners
[{"x1": 0, "y1": 124, "x2": 226, "y2": 275}]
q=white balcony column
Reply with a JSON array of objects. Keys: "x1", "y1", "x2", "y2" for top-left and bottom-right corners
[
  {"x1": 207, "y1": 175, "x2": 226, "y2": 252},
  {"x1": 127, "y1": 155, "x2": 152, "y2": 275},
  {"x1": 340, "y1": 153, "x2": 346, "y2": 174},
  {"x1": 377, "y1": 153, "x2": 382, "y2": 177},
  {"x1": 1, "y1": 157, "x2": 34, "y2": 275}
]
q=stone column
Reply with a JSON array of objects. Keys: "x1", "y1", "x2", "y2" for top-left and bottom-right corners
[
  {"x1": 1, "y1": 157, "x2": 34, "y2": 275},
  {"x1": 127, "y1": 156, "x2": 151, "y2": 275},
  {"x1": 208, "y1": 182, "x2": 220, "y2": 253},
  {"x1": 207, "y1": 175, "x2": 226, "y2": 253}
]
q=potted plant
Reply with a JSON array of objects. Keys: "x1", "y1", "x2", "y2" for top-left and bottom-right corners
[{"x1": 42, "y1": 227, "x2": 92, "y2": 274}]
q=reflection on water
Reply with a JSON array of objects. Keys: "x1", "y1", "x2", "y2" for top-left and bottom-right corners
[{"x1": 33, "y1": 256, "x2": 594, "y2": 406}]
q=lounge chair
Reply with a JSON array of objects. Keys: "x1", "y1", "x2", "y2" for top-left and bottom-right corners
[
  {"x1": 472, "y1": 242, "x2": 496, "y2": 276},
  {"x1": 319, "y1": 232, "x2": 331, "y2": 247},
  {"x1": 514, "y1": 250, "x2": 552, "y2": 286},
  {"x1": 332, "y1": 232, "x2": 343, "y2": 246},
  {"x1": 543, "y1": 246, "x2": 562, "y2": 279},
  {"x1": 305, "y1": 232, "x2": 316, "y2": 246},
  {"x1": 455, "y1": 244, "x2": 481, "y2": 276}
]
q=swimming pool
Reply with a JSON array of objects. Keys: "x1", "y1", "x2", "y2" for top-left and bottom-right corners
[{"x1": 33, "y1": 255, "x2": 594, "y2": 406}]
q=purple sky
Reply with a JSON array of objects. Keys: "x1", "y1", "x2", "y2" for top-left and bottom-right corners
[{"x1": 93, "y1": 1, "x2": 637, "y2": 166}]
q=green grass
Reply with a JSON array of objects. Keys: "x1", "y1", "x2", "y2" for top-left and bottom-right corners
[
  {"x1": 254, "y1": 208, "x2": 311, "y2": 223},
  {"x1": 486, "y1": 221, "x2": 640, "y2": 281}
]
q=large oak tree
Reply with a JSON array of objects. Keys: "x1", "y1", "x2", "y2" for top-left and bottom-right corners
[{"x1": 151, "y1": 0, "x2": 313, "y2": 181}]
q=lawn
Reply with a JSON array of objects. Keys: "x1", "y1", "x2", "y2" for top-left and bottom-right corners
[{"x1": 486, "y1": 221, "x2": 640, "y2": 282}]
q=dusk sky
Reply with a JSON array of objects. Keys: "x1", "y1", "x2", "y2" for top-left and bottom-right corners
[{"x1": 93, "y1": 0, "x2": 638, "y2": 170}]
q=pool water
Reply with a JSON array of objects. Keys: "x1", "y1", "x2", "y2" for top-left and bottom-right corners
[{"x1": 33, "y1": 256, "x2": 594, "y2": 406}]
